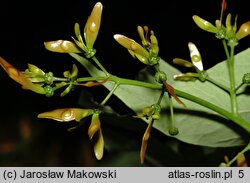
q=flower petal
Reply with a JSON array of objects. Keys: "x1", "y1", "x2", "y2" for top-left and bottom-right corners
[
  {"x1": 44, "y1": 40, "x2": 81, "y2": 53},
  {"x1": 192, "y1": 15, "x2": 218, "y2": 33},
  {"x1": 188, "y1": 42, "x2": 204, "y2": 71},
  {"x1": 37, "y1": 108, "x2": 93, "y2": 122},
  {"x1": 88, "y1": 113, "x2": 101, "y2": 139},
  {"x1": 236, "y1": 21, "x2": 250, "y2": 40},
  {"x1": 0, "y1": 57, "x2": 45, "y2": 94},
  {"x1": 84, "y1": 2, "x2": 103, "y2": 48},
  {"x1": 140, "y1": 119, "x2": 154, "y2": 164},
  {"x1": 114, "y1": 34, "x2": 150, "y2": 64},
  {"x1": 93, "y1": 129, "x2": 104, "y2": 160},
  {"x1": 173, "y1": 58, "x2": 194, "y2": 68}
]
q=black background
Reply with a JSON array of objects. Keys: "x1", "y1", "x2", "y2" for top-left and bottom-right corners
[{"x1": 0, "y1": 0, "x2": 249, "y2": 166}]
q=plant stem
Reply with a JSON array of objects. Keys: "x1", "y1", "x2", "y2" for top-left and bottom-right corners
[
  {"x1": 157, "y1": 90, "x2": 165, "y2": 105},
  {"x1": 100, "y1": 83, "x2": 119, "y2": 105},
  {"x1": 222, "y1": 40, "x2": 238, "y2": 115},
  {"x1": 175, "y1": 89, "x2": 250, "y2": 134},
  {"x1": 169, "y1": 95, "x2": 175, "y2": 129},
  {"x1": 70, "y1": 53, "x2": 250, "y2": 134},
  {"x1": 111, "y1": 76, "x2": 162, "y2": 89},
  {"x1": 228, "y1": 46, "x2": 238, "y2": 114},
  {"x1": 206, "y1": 76, "x2": 230, "y2": 92},
  {"x1": 77, "y1": 76, "x2": 108, "y2": 83},
  {"x1": 92, "y1": 56, "x2": 109, "y2": 76},
  {"x1": 226, "y1": 141, "x2": 250, "y2": 167}
]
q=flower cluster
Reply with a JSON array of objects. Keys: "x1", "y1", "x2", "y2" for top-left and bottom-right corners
[{"x1": 193, "y1": 0, "x2": 250, "y2": 47}]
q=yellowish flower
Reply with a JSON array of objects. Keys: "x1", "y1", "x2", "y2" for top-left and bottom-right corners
[{"x1": 0, "y1": 57, "x2": 45, "y2": 94}]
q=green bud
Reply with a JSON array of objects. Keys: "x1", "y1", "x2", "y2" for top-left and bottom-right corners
[
  {"x1": 137, "y1": 25, "x2": 149, "y2": 47},
  {"x1": 155, "y1": 71, "x2": 167, "y2": 83},
  {"x1": 71, "y1": 64, "x2": 78, "y2": 79},
  {"x1": 148, "y1": 55, "x2": 160, "y2": 65},
  {"x1": 74, "y1": 23, "x2": 84, "y2": 43},
  {"x1": 169, "y1": 127, "x2": 179, "y2": 136},
  {"x1": 242, "y1": 73, "x2": 250, "y2": 84},
  {"x1": 149, "y1": 33, "x2": 159, "y2": 57},
  {"x1": 44, "y1": 85, "x2": 54, "y2": 97},
  {"x1": 85, "y1": 48, "x2": 96, "y2": 58},
  {"x1": 152, "y1": 113, "x2": 160, "y2": 120},
  {"x1": 198, "y1": 71, "x2": 208, "y2": 82},
  {"x1": 44, "y1": 72, "x2": 54, "y2": 85}
]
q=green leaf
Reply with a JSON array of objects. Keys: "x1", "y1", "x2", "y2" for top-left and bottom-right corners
[{"x1": 69, "y1": 48, "x2": 250, "y2": 147}]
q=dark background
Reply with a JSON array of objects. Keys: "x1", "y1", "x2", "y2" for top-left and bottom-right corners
[{"x1": 0, "y1": 0, "x2": 249, "y2": 166}]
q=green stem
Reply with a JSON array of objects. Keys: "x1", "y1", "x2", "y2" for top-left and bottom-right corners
[
  {"x1": 235, "y1": 82, "x2": 244, "y2": 93},
  {"x1": 53, "y1": 77, "x2": 68, "y2": 82},
  {"x1": 228, "y1": 46, "x2": 238, "y2": 114},
  {"x1": 175, "y1": 89, "x2": 250, "y2": 134},
  {"x1": 222, "y1": 40, "x2": 238, "y2": 115},
  {"x1": 226, "y1": 141, "x2": 250, "y2": 167},
  {"x1": 222, "y1": 40, "x2": 230, "y2": 59},
  {"x1": 111, "y1": 76, "x2": 162, "y2": 89},
  {"x1": 92, "y1": 56, "x2": 109, "y2": 76},
  {"x1": 206, "y1": 76, "x2": 230, "y2": 92},
  {"x1": 76, "y1": 76, "x2": 108, "y2": 83},
  {"x1": 100, "y1": 83, "x2": 119, "y2": 106},
  {"x1": 169, "y1": 96, "x2": 174, "y2": 129},
  {"x1": 157, "y1": 90, "x2": 165, "y2": 105}
]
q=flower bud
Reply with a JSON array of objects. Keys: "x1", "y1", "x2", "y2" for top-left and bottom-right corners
[
  {"x1": 242, "y1": 73, "x2": 250, "y2": 84},
  {"x1": 84, "y1": 2, "x2": 103, "y2": 49},
  {"x1": 44, "y1": 72, "x2": 54, "y2": 85},
  {"x1": 236, "y1": 21, "x2": 250, "y2": 40},
  {"x1": 114, "y1": 34, "x2": 150, "y2": 64},
  {"x1": 169, "y1": 127, "x2": 179, "y2": 136},
  {"x1": 137, "y1": 25, "x2": 149, "y2": 47},
  {"x1": 44, "y1": 85, "x2": 54, "y2": 97},
  {"x1": 0, "y1": 57, "x2": 45, "y2": 94}
]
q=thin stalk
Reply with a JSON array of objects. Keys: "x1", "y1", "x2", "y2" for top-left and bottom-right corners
[
  {"x1": 206, "y1": 76, "x2": 230, "y2": 92},
  {"x1": 157, "y1": 89, "x2": 165, "y2": 105},
  {"x1": 169, "y1": 96, "x2": 175, "y2": 129},
  {"x1": 226, "y1": 142, "x2": 250, "y2": 167},
  {"x1": 222, "y1": 40, "x2": 238, "y2": 114},
  {"x1": 92, "y1": 56, "x2": 109, "y2": 76},
  {"x1": 77, "y1": 76, "x2": 108, "y2": 83},
  {"x1": 111, "y1": 76, "x2": 162, "y2": 89},
  {"x1": 235, "y1": 82, "x2": 244, "y2": 92},
  {"x1": 53, "y1": 77, "x2": 68, "y2": 82},
  {"x1": 100, "y1": 83, "x2": 119, "y2": 105}
]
